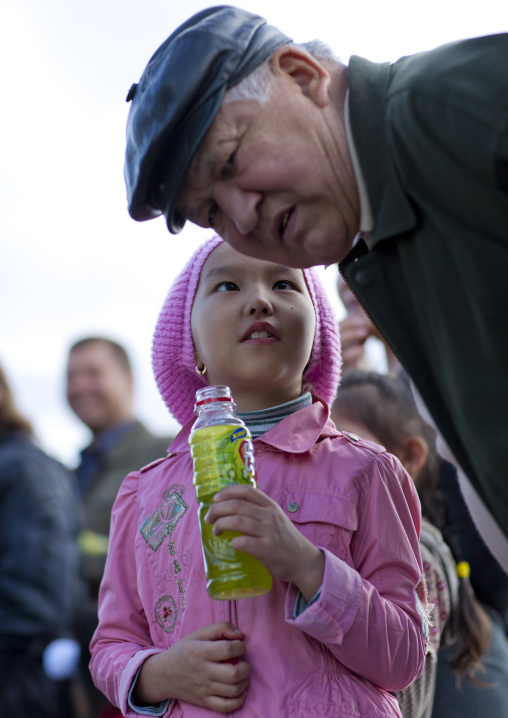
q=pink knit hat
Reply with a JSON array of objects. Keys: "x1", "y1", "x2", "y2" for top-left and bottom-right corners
[{"x1": 152, "y1": 236, "x2": 341, "y2": 425}]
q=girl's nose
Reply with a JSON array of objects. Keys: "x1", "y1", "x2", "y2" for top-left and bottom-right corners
[
  {"x1": 246, "y1": 290, "x2": 273, "y2": 316},
  {"x1": 249, "y1": 305, "x2": 269, "y2": 315}
]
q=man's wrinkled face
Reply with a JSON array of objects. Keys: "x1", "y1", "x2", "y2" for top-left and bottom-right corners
[{"x1": 175, "y1": 48, "x2": 359, "y2": 269}]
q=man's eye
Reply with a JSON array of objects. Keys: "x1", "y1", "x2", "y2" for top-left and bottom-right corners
[
  {"x1": 222, "y1": 151, "x2": 236, "y2": 177},
  {"x1": 208, "y1": 202, "x2": 218, "y2": 227},
  {"x1": 216, "y1": 281, "x2": 239, "y2": 292}
]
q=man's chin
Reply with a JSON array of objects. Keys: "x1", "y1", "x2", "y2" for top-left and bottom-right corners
[
  {"x1": 221, "y1": 231, "x2": 346, "y2": 269},
  {"x1": 73, "y1": 410, "x2": 105, "y2": 432},
  {"x1": 306, "y1": 232, "x2": 353, "y2": 268}
]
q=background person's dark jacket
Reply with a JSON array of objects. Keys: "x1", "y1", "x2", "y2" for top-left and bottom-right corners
[{"x1": 0, "y1": 432, "x2": 83, "y2": 718}]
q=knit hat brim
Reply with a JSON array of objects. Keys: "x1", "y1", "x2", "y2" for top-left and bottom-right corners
[{"x1": 152, "y1": 237, "x2": 341, "y2": 425}]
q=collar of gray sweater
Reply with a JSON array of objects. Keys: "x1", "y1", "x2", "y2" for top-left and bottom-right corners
[{"x1": 237, "y1": 392, "x2": 313, "y2": 439}]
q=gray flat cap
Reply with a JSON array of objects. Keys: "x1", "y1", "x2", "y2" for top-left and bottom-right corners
[{"x1": 124, "y1": 5, "x2": 291, "y2": 233}]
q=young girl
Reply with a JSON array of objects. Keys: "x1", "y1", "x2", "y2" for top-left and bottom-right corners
[{"x1": 90, "y1": 236, "x2": 427, "y2": 717}]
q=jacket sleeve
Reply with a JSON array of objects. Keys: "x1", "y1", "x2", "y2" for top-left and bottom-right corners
[
  {"x1": 285, "y1": 451, "x2": 427, "y2": 692},
  {"x1": 0, "y1": 443, "x2": 82, "y2": 645},
  {"x1": 89, "y1": 472, "x2": 171, "y2": 717}
]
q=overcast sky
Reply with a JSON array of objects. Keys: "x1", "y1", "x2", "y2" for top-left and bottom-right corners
[{"x1": 0, "y1": 0, "x2": 505, "y2": 466}]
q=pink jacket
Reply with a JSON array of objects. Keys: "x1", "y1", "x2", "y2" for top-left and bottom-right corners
[{"x1": 90, "y1": 400, "x2": 426, "y2": 717}]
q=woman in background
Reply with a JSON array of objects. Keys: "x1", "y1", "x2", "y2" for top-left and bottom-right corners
[{"x1": 0, "y1": 363, "x2": 83, "y2": 718}]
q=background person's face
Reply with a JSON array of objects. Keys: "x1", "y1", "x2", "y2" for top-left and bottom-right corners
[
  {"x1": 66, "y1": 342, "x2": 133, "y2": 434},
  {"x1": 177, "y1": 58, "x2": 359, "y2": 269}
]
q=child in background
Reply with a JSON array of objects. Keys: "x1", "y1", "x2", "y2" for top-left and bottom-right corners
[
  {"x1": 332, "y1": 370, "x2": 508, "y2": 718},
  {"x1": 90, "y1": 236, "x2": 427, "y2": 717}
]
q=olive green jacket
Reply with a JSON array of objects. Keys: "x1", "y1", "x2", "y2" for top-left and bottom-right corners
[
  {"x1": 341, "y1": 34, "x2": 508, "y2": 539},
  {"x1": 81, "y1": 420, "x2": 171, "y2": 595}
]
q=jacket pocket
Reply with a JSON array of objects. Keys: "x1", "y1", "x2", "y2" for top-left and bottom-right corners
[
  {"x1": 278, "y1": 485, "x2": 358, "y2": 563},
  {"x1": 288, "y1": 666, "x2": 399, "y2": 717}
]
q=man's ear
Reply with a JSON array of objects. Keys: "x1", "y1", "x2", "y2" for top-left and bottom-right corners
[
  {"x1": 270, "y1": 45, "x2": 331, "y2": 107},
  {"x1": 401, "y1": 436, "x2": 428, "y2": 484}
]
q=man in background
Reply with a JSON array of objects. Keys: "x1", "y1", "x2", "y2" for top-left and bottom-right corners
[{"x1": 66, "y1": 336, "x2": 172, "y2": 717}]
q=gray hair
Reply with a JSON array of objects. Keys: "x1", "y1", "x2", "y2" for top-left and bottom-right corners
[{"x1": 224, "y1": 39, "x2": 339, "y2": 106}]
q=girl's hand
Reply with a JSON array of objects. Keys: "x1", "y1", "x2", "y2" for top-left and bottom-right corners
[
  {"x1": 133, "y1": 623, "x2": 249, "y2": 713},
  {"x1": 206, "y1": 485, "x2": 324, "y2": 601}
]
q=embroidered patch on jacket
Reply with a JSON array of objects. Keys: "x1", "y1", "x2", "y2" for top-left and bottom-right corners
[
  {"x1": 413, "y1": 574, "x2": 433, "y2": 651},
  {"x1": 140, "y1": 485, "x2": 188, "y2": 550},
  {"x1": 154, "y1": 594, "x2": 178, "y2": 633}
]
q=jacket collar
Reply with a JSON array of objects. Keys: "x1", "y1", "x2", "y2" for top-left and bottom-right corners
[
  {"x1": 168, "y1": 397, "x2": 339, "y2": 456},
  {"x1": 347, "y1": 55, "x2": 417, "y2": 246}
]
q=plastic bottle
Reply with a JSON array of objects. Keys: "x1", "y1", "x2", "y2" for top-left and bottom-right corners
[{"x1": 189, "y1": 385, "x2": 272, "y2": 600}]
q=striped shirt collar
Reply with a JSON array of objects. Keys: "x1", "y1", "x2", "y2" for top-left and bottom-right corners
[{"x1": 237, "y1": 392, "x2": 313, "y2": 439}]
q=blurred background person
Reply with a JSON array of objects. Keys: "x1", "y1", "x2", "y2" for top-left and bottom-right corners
[
  {"x1": 338, "y1": 274, "x2": 401, "y2": 375},
  {"x1": 0, "y1": 362, "x2": 83, "y2": 718},
  {"x1": 332, "y1": 371, "x2": 508, "y2": 718},
  {"x1": 66, "y1": 337, "x2": 173, "y2": 718}
]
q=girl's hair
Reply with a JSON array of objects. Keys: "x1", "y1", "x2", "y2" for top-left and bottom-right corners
[
  {"x1": 332, "y1": 370, "x2": 491, "y2": 680},
  {"x1": 152, "y1": 236, "x2": 341, "y2": 426},
  {"x1": 0, "y1": 364, "x2": 33, "y2": 436}
]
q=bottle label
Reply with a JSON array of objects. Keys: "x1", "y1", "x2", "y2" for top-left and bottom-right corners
[
  {"x1": 190, "y1": 424, "x2": 256, "y2": 501},
  {"x1": 190, "y1": 421, "x2": 273, "y2": 599},
  {"x1": 230, "y1": 427, "x2": 247, "y2": 442}
]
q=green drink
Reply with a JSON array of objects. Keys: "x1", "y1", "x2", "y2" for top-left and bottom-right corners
[{"x1": 189, "y1": 386, "x2": 272, "y2": 600}]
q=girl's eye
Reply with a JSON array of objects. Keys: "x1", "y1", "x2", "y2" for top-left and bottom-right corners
[
  {"x1": 273, "y1": 280, "x2": 295, "y2": 290},
  {"x1": 216, "y1": 281, "x2": 239, "y2": 292},
  {"x1": 208, "y1": 202, "x2": 218, "y2": 228}
]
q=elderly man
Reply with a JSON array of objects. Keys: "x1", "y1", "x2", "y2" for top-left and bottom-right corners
[{"x1": 123, "y1": 7, "x2": 508, "y2": 570}]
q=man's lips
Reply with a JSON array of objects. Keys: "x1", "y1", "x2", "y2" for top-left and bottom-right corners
[
  {"x1": 70, "y1": 397, "x2": 103, "y2": 413},
  {"x1": 241, "y1": 321, "x2": 280, "y2": 342}
]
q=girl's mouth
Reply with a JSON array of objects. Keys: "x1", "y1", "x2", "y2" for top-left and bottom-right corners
[{"x1": 246, "y1": 330, "x2": 274, "y2": 339}]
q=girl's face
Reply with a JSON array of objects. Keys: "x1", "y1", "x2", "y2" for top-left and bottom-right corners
[{"x1": 191, "y1": 242, "x2": 316, "y2": 412}]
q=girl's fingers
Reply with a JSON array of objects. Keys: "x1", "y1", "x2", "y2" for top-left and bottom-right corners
[
  {"x1": 213, "y1": 484, "x2": 271, "y2": 505},
  {"x1": 205, "y1": 690, "x2": 248, "y2": 714},
  {"x1": 212, "y1": 661, "x2": 250, "y2": 685},
  {"x1": 188, "y1": 622, "x2": 243, "y2": 643},
  {"x1": 212, "y1": 514, "x2": 262, "y2": 538},
  {"x1": 208, "y1": 676, "x2": 250, "y2": 698},
  {"x1": 206, "y1": 486, "x2": 277, "y2": 528}
]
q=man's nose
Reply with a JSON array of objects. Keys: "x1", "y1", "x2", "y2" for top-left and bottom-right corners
[
  {"x1": 216, "y1": 183, "x2": 261, "y2": 235},
  {"x1": 67, "y1": 373, "x2": 89, "y2": 394}
]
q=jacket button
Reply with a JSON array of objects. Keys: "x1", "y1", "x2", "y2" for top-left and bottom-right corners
[
  {"x1": 352, "y1": 268, "x2": 373, "y2": 287},
  {"x1": 348, "y1": 433, "x2": 360, "y2": 441},
  {"x1": 287, "y1": 503, "x2": 299, "y2": 513}
]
